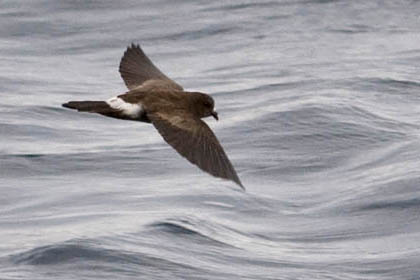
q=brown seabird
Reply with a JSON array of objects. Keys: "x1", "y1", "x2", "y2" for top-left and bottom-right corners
[{"x1": 63, "y1": 44, "x2": 244, "y2": 190}]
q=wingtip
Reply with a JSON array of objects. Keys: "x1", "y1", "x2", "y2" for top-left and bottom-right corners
[
  {"x1": 231, "y1": 177, "x2": 245, "y2": 191},
  {"x1": 237, "y1": 182, "x2": 246, "y2": 192},
  {"x1": 128, "y1": 42, "x2": 141, "y2": 51},
  {"x1": 122, "y1": 43, "x2": 138, "y2": 56}
]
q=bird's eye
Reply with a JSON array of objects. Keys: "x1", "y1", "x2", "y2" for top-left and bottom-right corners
[{"x1": 204, "y1": 101, "x2": 212, "y2": 108}]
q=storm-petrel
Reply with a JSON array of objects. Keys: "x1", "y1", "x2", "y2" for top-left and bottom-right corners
[{"x1": 63, "y1": 44, "x2": 244, "y2": 190}]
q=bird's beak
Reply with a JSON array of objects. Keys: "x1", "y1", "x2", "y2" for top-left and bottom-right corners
[{"x1": 211, "y1": 111, "x2": 219, "y2": 121}]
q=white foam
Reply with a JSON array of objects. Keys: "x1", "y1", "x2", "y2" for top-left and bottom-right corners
[{"x1": 106, "y1": 97, "x2": 143, "y2": 118}]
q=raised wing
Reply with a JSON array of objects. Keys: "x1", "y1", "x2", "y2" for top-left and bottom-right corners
[
  {"x1": 119, "y1": 44, "x2": 183, "y2": 91},
  {"x1": 149, "y1": 111, "x2": 244, "y2": 190}
]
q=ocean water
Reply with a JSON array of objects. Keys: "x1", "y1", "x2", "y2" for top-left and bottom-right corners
[{"x1": 1, "y1": 0, "x2": 420, "y2": 279}]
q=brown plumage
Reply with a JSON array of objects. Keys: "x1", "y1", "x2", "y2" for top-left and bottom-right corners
[{"x1": 62, "y1": 44, "x2": 244, "y2": 190}]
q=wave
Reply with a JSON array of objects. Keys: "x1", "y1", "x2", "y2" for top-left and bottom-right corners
[
  {"x1": 10, "y1": 239, "x2": 198, "y2": 273},
  {"x1": 358, "y1": 77, "x2": 420, "y2": 93},
  {"x1": 147, "y1": 217, "x2": 243, "y2": 248}
]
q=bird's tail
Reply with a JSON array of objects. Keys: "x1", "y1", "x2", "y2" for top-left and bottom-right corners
[
  {"x1": 62, "y1": 100, "x2": 138, "y2": 121},
  {"x1": 62, "y1": 101, "x2": 111, "y2": 113}
]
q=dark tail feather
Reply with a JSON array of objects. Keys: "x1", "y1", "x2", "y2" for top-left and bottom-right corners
[
  {"x1": 62, "y1": 101, "x2": 110, "y2": 113},
  {"x1": 62, "y1": 100, "x2": 137, "y2": 121}
]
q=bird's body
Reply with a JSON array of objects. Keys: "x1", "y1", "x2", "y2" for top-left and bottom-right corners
[{"x1": 63, "y1": 44, "x2": 244, "y2": 190}]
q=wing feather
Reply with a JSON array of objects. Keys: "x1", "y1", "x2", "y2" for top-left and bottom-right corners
[
  {"x1": 149, "y1": 112, "x2": 244, "y2": 190},
  {"x1": 119, "y1": 44, "x2": 183, "y2": 91}
]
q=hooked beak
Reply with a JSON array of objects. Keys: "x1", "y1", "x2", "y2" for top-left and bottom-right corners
[{"x1": 211, "y1": 111, "x2": 219, "y2": 121}]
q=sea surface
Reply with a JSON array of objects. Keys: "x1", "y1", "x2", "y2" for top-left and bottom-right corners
[{"x1": 1, "y1": 1, "x2": 420, "y2": 279}]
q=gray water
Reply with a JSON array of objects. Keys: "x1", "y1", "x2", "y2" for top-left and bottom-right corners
[{"x1": 1, "y1": 1, "x2": 420, "y2": 279}]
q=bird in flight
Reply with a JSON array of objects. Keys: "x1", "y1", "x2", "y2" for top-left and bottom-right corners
[{"x1": 63, "y1": 44, "x2": 244, "y2": 190}]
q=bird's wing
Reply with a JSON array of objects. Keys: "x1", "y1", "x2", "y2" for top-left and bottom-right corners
[
  {"x1": 148, "y1": 111, "x2": 244, "y2": 190},
  {"x1": 119, "y1": 44, "x2": 183, "y2": 91}
]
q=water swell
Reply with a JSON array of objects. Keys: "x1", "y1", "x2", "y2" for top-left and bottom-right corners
[
  {"x1": 10, "y1": 239, "x2": 197, "y2": 272},
  {"x1": 147, "y1": 217, "x2": 244, "y2": 248}
]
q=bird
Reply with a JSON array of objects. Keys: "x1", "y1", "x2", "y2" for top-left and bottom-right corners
[{"x1": 62, "y1": 44, "x2": 244, "y2": 190}]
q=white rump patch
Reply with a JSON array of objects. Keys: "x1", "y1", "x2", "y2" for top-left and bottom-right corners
[{"x1": 106, "y1": 97, "x2": 143, "y2": 118}]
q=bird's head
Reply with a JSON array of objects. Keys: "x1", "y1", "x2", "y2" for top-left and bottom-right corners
[{"x1": 192, "y1": 92, "x2": 218, "y2": 121}]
